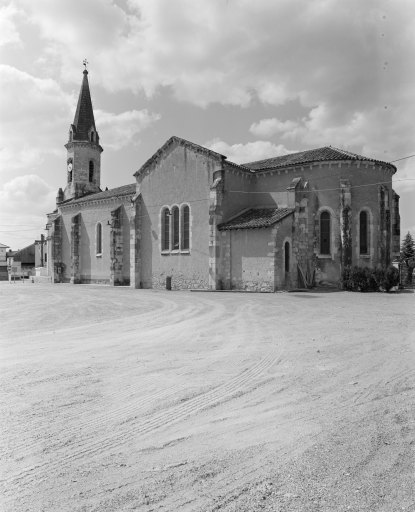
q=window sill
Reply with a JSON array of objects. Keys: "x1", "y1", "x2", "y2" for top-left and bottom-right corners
[
  {"x1": 161, "y1": 249, "x2": 191, "y2": 255},
  {"x1": 359, "y1": 254, "x2": 371, "y2": 259},
  {"x1": 317, "y1": 254, "x2": 332, "y2": 259},
  {"x1": 96, "y1": 253, "x2": 102, "y2": 258}
]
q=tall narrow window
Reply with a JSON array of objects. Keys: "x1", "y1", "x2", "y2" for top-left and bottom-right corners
[
  {"x1": 360, "y1": 211, "x2": 368, "y2": 255},
  {"x1": 172, "y1": 206, "x2": 180, "y2": 250},
  {"x1": 320, "y1": 211, "x2": 331, "y2": 254},
  {"x1": 181, "y1": 205, "x2": 190, "y2": 251},
  {"x1": 96, "y1": 222, "x2": 102, "y2": 255},
  {"x1": 284, "y1": 241, "x2": 290, "y2": 272},
  {"x1": 161, "y1": 208, "x2": 170, "y2": 251},
  {"x1": 89, "y1": 161, "x2": 94, "y2": 182},
  {"x1": 90, "y1": 131, "x2": 95, "y2": 142}
]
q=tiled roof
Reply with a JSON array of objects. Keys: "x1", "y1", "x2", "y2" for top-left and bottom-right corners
[
  {"x1": 243, "y1": 146, "x2": 396, "y2": 172},
  {"x1": 218, "y1": 207, "x2": 294, "y2": 231},
  {"x1": 72, "y1": 70, "x2": 97, "y2": 141},
  {"x1": 61, "y1": 184, "x2": 136, "y2": 206},
  {"x1": 13, "y1": 243, "x2": 35, "y2": 264},
  {"x1": 0, "y1": 243, "x2": 10, "y2": 248}
]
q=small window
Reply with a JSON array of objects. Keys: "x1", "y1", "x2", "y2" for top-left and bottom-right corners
[
  {"x1": 360, "y1": 211, "x2": 368, "y2": 255},
  {"x1": 89, "y1": 161, "x2": 94, "y2": 182},
  {"x1": 90, "y1": 131, "x2": 95, "y2": 142},
  {"x1": 96, "y1": 222, "x2": 102, "y2": 255},
  {"x1": 284, "y1": 241, "x2": 290, "y2": 272},
  {"x1": 172, "y1": 206, "x2": 180, "y2": 250},
  {"x1": 161, "y1": 208, "x2": 170, "y2": 251},
  {"x1": 320, "y1": 211, "x2": 331, "y2": 254},
  {"x1": 181, "y1": 205, "x2": 190, "y2": 251},
  {"x1": 68, "y1": 170, "x2": 72, "y2": 183}
]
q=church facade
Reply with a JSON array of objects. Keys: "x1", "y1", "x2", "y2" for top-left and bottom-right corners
[{"x1": 46, "y1": 70, "x2": 400, "y2": 291}]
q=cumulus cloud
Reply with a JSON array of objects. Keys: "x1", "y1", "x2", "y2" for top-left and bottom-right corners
[
  {"x1": 0, "y1": 64, "x2": 160, "y2": 177},
  {"x1": 95, "y1": 109, "x2": 160, "y2": 151},
  {"x1": 0, "y1": 174, "x2": 56, "y2": 213},
  {"x1": 0, "y1": 65, "x2": 73, "y2": 173},
  {"x1": 206, "y1": 139, "x2": 294, "y2": 164},
  {"x1": 0, "y1": 175, "x2": 56, "y2": 248},
  {"x1": 13, "y1": 0, "x2": 415, "y2": 159},
  {"x1": 249, "y1": 118, "x2": 298, "y2": 138},
  {"x1": 0, "y1": 4, "x2": 22, "y2": 47}
]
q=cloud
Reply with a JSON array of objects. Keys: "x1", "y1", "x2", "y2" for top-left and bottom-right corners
[
  {"x1": 14, "y1": 0, "x2": 415, "y2": 161},
  {"x1": 0, "y1": 64, "x2": 73, "y2": 174},
  {"x1": 0, "y1": 175, "x2": 56, "y2": 249},
  {"x1": 0, "y1": 64, "x2": 160, "y2": 179},
  {"x1": 249, "y1": 118, "x2": 298, "y2": 138},
  {"x1": 206, "y1": 139, "x2": 294, "y2": 164},
  {"x1": 0, "y1": 4, "x2": 22, "y2": 47},
  {"x1": 0, "y1": 174, "x2": 56, "y2": 213},
  {"x1": 95, "y1": 109, "x2": 160, "y2": 151}
]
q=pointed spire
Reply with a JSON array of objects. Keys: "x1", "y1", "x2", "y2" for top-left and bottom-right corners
[{"x1": 71, "y1": 62, "x2": 98, "y2": 142}]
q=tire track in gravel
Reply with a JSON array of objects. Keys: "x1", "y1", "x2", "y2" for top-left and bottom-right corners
[
  {"x1": 2, "y1": 351, "x2": 281, "y2": 494},
  {"x1": 6, "y1": 376, "x2": 189, "y2": 456},
  {"x1": 4, "y1": 297, "x2": 231, "y2": 458}
]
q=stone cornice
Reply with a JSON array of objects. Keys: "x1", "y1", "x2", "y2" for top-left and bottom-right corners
[
  {"x1": 253, "y1": 160, "x2": 396, "y2": 177},
  {"x1": 65, "y1": 140, "x2": 103, "y2": 153},
  {"x1": 59, "y1": 193, "x2": 133, "y2": 210}
]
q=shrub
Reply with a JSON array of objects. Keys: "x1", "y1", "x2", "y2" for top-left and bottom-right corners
[{"x1": 341, "y1": 265, "x2": 399, "y2": 292}]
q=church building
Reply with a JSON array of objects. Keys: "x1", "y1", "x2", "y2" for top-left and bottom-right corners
[{"x1": 46, "y1": 69, "x2": 400, "y2": 291}]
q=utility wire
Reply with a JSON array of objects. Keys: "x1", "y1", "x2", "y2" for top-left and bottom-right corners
[{"x1": 389, "y1": 154, "x2": 415, "y2": 163}]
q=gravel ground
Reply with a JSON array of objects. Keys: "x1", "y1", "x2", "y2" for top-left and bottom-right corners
[{"x1": 0, "y1": 282, "x2": 414, "y2": 511}]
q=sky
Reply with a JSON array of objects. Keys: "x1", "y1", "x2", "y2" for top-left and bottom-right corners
[{"x1": 0, "y1": 0, "x2": 414, "y2": 250}]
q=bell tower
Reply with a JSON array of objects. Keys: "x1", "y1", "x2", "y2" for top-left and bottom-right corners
[{"x1": 63, "y1": 61, "x2": 103, "y2": 201}]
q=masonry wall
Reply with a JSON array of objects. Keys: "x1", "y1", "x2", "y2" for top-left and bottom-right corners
[
  {"x1": 59, "y1": 201, "x2": 131, "y2": 284},
  {"x1": 137, "y1": 142, "x2": 223, "y2": 289},
  {"x1": 249, "y1": 161, "x2": 395, "y2": 284},
  {"x1": 228, "y1": 228, "x2": 273, "y2": 292},
  {"x1": 64, "y1": 141, "x2": 101, "y2": 200}
]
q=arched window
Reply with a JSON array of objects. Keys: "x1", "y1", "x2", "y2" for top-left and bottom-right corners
[
  {"x1": 181, "y1": 205, "x2": 190, "y2": 251},
  {"x1": 284, "y1": 241, "x2": 290, "y2": 272},
  {"x1": 161, "y1": 208, "x2": 170, "y2": 251},
  {"x1": 320, "y1": 211, "x2": 331, "y2": 254},
  {"x1": 67, "y1": 159, "x2": 73, "y2": 183},
  {"x1": 96, "y1": 223, "x2": 102, "y2": 255},
  {"x1": 360, "y1": 211, "x2": 368, "y2": 255},
  {"x1": 89, "y1": 161, "x2": 94, "y2": 182},
  {"x1": 172, "y1": 206, "x2": 180, "y2": 250}
]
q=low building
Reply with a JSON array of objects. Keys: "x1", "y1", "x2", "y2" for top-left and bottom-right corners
[{"x1": 0, "y1": 243, "x2": 10, "y2": 281}]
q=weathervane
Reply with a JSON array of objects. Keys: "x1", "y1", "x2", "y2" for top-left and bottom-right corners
[{"x1": 83, "y1": 59, "x2": 88, "y2": 71}]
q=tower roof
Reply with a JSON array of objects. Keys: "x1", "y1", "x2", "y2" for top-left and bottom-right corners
[{"x1": 71, "y1": 69, "x2": 97, "y2": 141}]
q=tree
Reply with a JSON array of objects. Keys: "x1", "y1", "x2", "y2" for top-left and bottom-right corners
[{"x1": 400, "y1": 232, "x2": 415, "y2": 285}]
